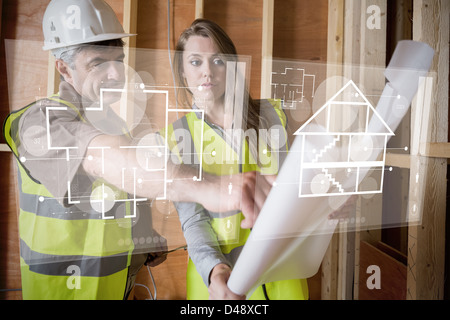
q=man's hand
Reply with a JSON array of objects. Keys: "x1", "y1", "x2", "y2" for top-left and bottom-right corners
[
  {"x1": 240, "y1": 172, "x2": 276, "y2": 229},
  {"x1": 199, "y1": 171, "x2": 276, "y2": 229},
  {"x1": 208, "y1": 264, "x2": 245, "y2": 300}
]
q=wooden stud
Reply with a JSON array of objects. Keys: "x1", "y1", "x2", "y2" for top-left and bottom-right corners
[
  {"x1": 327, "y1": 0, "x2": 344, "y2": 73},
  {"x1": 324, "y1": 0, "x2": 388, "y2": 300},
  {"x1": 123, "y1": 0, "x2": 138, "y2": 81},
  {"x1": 338, "y1": 0, "x2": 362, "y2": 301},
  {"x1": 353, "y1": 0, "x2": 387, "y2": 300},
  {"x1": 381, "y1": 0, "x2": 413, "y2": 259},
  {"x1": 123, "y1": 0, "x2": 138, "y2": 51},
  {"x1": 0, "y1": 0, "x2": 6, "y2": 155},
  {"x1": 0, "y1": 0, "x2": 2, "y2": 35},
  {"x1": 359, "y1": 0, "x2": 388, "y2": 93},
  {"x1": 407, "y1": 0, "x2": 448, "y2": 300},
  {"x1": 260, "y1": 0, "x2": 274, "y2": 99},
  {"x1": 421, "y1": 143, "x2": 450, "y2": 159},
  {"x1": 0, "y1": 144, "x2": 10, "y2": 152},
  {"x1": 385, "y1": 153, "x2": 411, "y2": 169},
  {"x1": 342, "y1": 0, "x2": 387, "y2": 300},
  {"x1": 322, "y1": 0, "x2": 344, "y2": 301},
  {"x1": 195, "y1": 0, "x2": 204, "y2": 19},
  {"x1": 47, "y1": 53, "x2": 60, "y2": 96},
  {"x1": 120, "y1": 0, "x2": 138, "y2": 125},
  {"x1": 385, "y1": 143, "x2": 450, "y2": 170},
  {"x1": 44, "y1": 0, "x2": 60, "y2": 96}
]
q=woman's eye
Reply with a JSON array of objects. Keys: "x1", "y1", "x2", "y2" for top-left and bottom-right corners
[
  {"x1": 191, "y1": 60, "x2": 201, "y2": 66},
  {"x1": 213, "y1": 59, "x2": 224, "y2": 66}
]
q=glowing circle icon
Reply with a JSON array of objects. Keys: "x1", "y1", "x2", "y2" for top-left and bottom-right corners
[{"x1": 311, "y1": 173, "x2": 331, "y2": 194}]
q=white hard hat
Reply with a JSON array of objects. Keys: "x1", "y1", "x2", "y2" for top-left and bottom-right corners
[{"x1": 42, "y1": 0, "x2": 135, "y2": 51}]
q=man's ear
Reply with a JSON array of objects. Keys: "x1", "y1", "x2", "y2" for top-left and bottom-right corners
[{"x1": 55, "y1": 60, "x2": 73, "y2": 85}]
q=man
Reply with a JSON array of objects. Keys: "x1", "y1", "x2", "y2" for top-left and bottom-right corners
[{"x1": 4, "y1": 0, "x2": 271, "y2": 300}]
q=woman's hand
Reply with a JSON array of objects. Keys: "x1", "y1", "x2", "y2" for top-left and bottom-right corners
[{"x1": 208, "y1": 264, "x2": 246, "y2": 300}]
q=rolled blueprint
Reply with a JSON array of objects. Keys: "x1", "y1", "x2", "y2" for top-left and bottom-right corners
[{"x1": 227, "y1": 40, "x2": 434, "y2": 297}]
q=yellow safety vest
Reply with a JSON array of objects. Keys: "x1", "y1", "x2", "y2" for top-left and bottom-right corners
[
  {"x1": 164, "y1": 100, "x2": 309, "y2": 300},
  {"x1": 3, "y1": 96, "x2": 135, "y2": 300}
]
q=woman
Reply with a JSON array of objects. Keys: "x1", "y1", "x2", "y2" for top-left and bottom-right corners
[{"x1": 166, "y1": 19, "x2": 309, "y2": 300}]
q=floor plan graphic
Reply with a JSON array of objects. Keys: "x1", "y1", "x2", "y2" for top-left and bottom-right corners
[{"x1": 271, "y1": 66, "x2": 316, "y2": 109}]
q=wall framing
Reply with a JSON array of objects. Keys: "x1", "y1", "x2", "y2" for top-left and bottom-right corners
[{"x1": 0, "y1": 0, "x2": 448, "y2": 300}]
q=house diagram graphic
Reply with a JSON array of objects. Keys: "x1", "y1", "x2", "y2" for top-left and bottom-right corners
[{"x1": 294, "y1": 80, "x2": 394, "y2": 198}]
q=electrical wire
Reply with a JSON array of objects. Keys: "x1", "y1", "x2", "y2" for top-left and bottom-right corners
[
  {"x1": 148, "y1": 265, "x2": 157, "y2": 300},
  {"x1": 134, "y1": 265, "x2": 157, "y2": 300},
  {"x1": 134, "y1": 283, "x2": 153, "y2": 300},
  {"x1": 162, "y1": 245, "x2": 187, "y2": 256},
  {"x1": 133, "y1": 246, "x2": 187, "y2": 300}
]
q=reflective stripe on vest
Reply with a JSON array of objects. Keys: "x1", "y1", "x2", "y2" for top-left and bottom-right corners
[
  {"x1": 20, "y1": 239, "x2": 129, "y2": 277},
  {"x1": 4, "y1": 97, "x2": 134, "y2": 300}
]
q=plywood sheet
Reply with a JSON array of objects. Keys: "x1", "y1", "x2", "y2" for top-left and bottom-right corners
[{"x1": 359, "y1": 240, "x2": 406, "y2": 300}]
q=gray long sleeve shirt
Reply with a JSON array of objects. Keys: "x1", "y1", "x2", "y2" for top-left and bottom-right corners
[{"x1": 175, "y1": 201, "x2": 231, "y2": 286}]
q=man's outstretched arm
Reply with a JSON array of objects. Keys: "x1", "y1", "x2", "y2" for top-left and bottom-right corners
[{"x1": 82, "y1": 134, "x2": 273, "y2": 227}]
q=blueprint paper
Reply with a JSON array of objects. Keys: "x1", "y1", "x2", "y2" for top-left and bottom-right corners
[
  {"x1": 384, "y1": 40, "x2": 435, "y2": 103},
  {"x1": 227, "y1": 40, "x2": 434, "y2": 297}
]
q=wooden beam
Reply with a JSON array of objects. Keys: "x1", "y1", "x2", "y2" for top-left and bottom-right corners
[
  {"x1": 385, "y1": 152, "x2": 410, "y2": 169},
  {"x1": 121, "y1": 0, "x2": 138, "y2": 123},
  {"x1": 327, "y1": 0, "x2": 344, "y2": 70},
  {"x1": 339, "y1": 0, "x2": 359, "y2": 297},
  {"x1": 123, "y1": 0, "x2": 138, "y2": 39},
  {"x1": 123, "y1": 0, "x2": 138, "y2": 64},
  {"x1": 0, "y1": 0, "x2": 2, "y2": 36},
  {"x1": 322, "y1": 0, "x2": 344, "y2": 301},
  {"x1": 359, "y1": 0, "x2": 388, "y2": 92},
  {"x1": 407, "y1": 0, "x2": 448, "y2": 300},
  {"x1": 341, "y1": 0, "x2": 387, "y2": 300},
  {"x1": 323, "y1": 0, "x2": 388, "y2": 300},
  {"x1": 0, "y1": 144, "x2": 10, "y2": 152},
  {"x1": 354, "y1": 0, "x2": 387, "y2": 301},
  {"x1": 384, "y1": 143, "x2": 450, "y2": 170},
  {"x1": 47, "y1": 53, "x2": 60, "y2": 96},
  {"x1": 420, "y1": 142, "x2": 450, "y2": 159},
  {"x1": 195, "y1": 0, "x2": 204, "y2": 19},
  {"x1": 260, "y1": 0, "x2": 274, "y2": 99}
]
